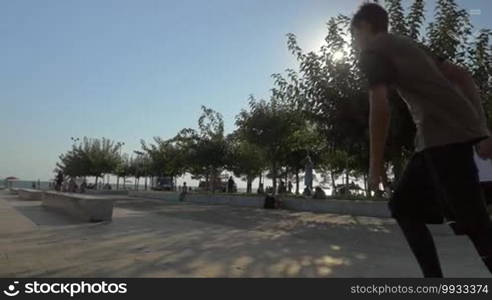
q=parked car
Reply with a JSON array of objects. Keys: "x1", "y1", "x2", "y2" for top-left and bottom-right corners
[
  {"x1": 197, "y1": 180, "x2": 227, "y2": 192},
  {"x1": 152, "y1": 177, "x2": 175, "y2": 191}
]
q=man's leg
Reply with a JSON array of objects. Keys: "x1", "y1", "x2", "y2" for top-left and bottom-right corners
[
  {"x1": 390, "y1": 153, "x2": 445, "y2": 277},
  {"x1": 426, "y1": 142, "x2": 492, "y2": 274},
  {"x1": 396, "y1": 217, "x2": 443, "y2": 277}
]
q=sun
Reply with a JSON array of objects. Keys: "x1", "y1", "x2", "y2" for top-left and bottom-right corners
[{"x1": 332, "y1": 50, "x2": 345, "y2": 61}]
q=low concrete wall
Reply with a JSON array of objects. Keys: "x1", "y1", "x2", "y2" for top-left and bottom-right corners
[
  {"x1": 43, "y1": 192, "x2": 114, "y2": 222},
  {"x1": 185, "y1": 194, "x2": 263, "y2": 208},
  {"x1": 86, "y1": 190, "x2": 129, "y2": 196},
  {"x1": 18, "y1": 189, "x2": 44, "y2": 201},
  {"x1": 128, "y1": 191, "x2": 181, "y2": 201},
  {"x1": 183, "y1": 194, "x2": 390, "y2": 218},
  {"x1": 128, "y1": 190, "x2": 391, "y2": 218},
  {"x1": 282, "y1": 197, "x2": 391, "y2": 218}
]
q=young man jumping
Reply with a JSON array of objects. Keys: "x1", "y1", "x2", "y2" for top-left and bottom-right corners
[{"x1": 351, "y1": 3, "x2": 492, "y2": 277}]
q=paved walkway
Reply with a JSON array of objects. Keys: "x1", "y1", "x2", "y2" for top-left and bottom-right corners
[{"x1": 0, "y1": 191, "x2": 490, "y2": 278}]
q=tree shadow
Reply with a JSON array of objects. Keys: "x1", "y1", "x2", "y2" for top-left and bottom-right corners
[{"x1": 9, "y1": 200, "x2": 419, "y2": 277}]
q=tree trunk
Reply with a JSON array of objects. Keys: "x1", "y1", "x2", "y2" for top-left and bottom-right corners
[
  {"x1": 145, "y1": 177, "x2": 148, "y2": 190},
  {"x1": 116, "y1": 176, "x2": 120, "y2": 190},
  {"x1": 210, "y1": 169, "x2": 216, "y2": 194},
  {"x1": 246, "y1": 176, "x2": 252, "y2": 194},
  {"x1": 123, "y1": 177, "x2": 126, "y2": 189},
  {"x1": 330, "y1": 170, "x2": 336, "y2": 196},
  {"x1": 345, "y1": 172, "x2": 349, "y2": 194},
  {"x1": 272, "y1": 162, "x2": 277, "y2": 195},
  {"x1": 363, "y1": 173, "x2": 369, "y2": 197},
  {"x1": 295, "y1": 171, "x2": 300, "y2": 195},
  {"x1": 95, "y1": 176, "x2": 99, "y2": 190}
]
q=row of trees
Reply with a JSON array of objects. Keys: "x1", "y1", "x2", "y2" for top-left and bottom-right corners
[{"x1": 55, "y1": 0, "x2": 491, "y2": 196}]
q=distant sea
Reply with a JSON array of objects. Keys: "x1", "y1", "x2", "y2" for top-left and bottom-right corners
[{"x1": 1, "y1": 180, "x2": 52, "y2": 190}]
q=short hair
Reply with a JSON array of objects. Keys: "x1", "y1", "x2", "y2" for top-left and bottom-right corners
[{"x1": 351, "y1": 3, "x2": 389, "y2": 33}]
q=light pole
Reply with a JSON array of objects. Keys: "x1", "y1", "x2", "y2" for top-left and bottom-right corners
[
  {"x1": 116, "y1": 142, "x2": 125, "y2": 190},
  {"x1": 134, "y1": 150, "x2": 145, "y2": 191},
  {"x1": 69, "y1": 137, "x2": 81, "y2": 190}
]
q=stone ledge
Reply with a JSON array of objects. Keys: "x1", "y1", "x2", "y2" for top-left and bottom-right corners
[
  {"x1": 18, "y1": 189, "x2": 44, "y2": 201},
  {"x1": 43, "y1": 192, "x2": 114, "y2": 222}
]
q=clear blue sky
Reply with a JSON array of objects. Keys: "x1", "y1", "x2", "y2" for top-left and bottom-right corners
[{"x1": 1, "y1": 0, "x2": 491, "y2": 181}]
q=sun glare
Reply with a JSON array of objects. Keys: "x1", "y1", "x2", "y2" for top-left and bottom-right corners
[{"x1": 332, "y1": 50, "x2": 345, "y2": 61}]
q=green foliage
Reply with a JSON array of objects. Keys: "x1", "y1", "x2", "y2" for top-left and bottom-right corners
[
  {"x1": 427, "y1": 0, "x2": 472, "y2": 65},
  {"x1": 54, "y1": 0, "x2": 490, "y2": 198},
  {"x1": 225, "y1": 132, "x2": 266, "y2": 193},
  {"x1": 56, "y1": 137, "x2": 122, "y2": 179}
]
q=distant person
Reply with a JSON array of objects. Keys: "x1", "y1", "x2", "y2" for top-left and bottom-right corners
[
  {"x1": 288, "y1": 181, "x2": 293, "y2": 194},
  {"x1": 80, "y1": 180, "x2": 87, "y2": 193},
  {"x1": 302, "y1": 187, "x2": 311, "y2": 197},
  {"x1": 55, "y1": 171, "x2": 63, "y2": 191},
  {"x1": 278, "y1": 180, "x2": 286, "y2": 194},
  {"x1": 179, "y1": 182, "x2": 188, "y2": 202},
  {"x1": 257, "y1": 183, "x2": 264, "y2": 194},
  {"x1": 68, "y1": 177, "x2": 77, "y2": 193},
  {"x1": 313, "y1": 187, "x2": 327, "y2": 199},
  {"x1": 31, "y1": 182, "x2": 36, "y2": 189},
  {"x1": 264, "y1": 195, "x2": 282, "y2": 209},
  {"x1": 227, "y1": 177, "x2": 235, "y2": 193}
]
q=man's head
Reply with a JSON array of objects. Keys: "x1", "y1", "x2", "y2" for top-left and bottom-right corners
[{"x1": 351, "y1": 3, "x2": 389, "y2": 50}]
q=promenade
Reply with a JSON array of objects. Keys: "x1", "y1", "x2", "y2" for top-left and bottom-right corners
[{"x1": 0, "y1": 191, "x2": 490, "y2": 278}]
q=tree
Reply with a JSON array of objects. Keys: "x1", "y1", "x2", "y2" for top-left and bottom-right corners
[
  {"x1": 385, "y1": 0, "x2": 408, "y2": 36},
  {"x1": 114, "y1": 154, "x2": 131, "y2": 190},
  {"x1": 226, "y1": 132, "x2": 266, "y2": 193},
  {"x1": 236, "y1": 95, "x2": 307, "y2": 194},
  {"x1": 427, "y1": 0, "x2": 472, "y2": 65},
  {"x1": 173, "y1": 106, "x2": 229, "y2": 192},
  {"x1": 141, "y1": 137, "x2": 186, "y2": 189},
  {"x1": 56, "y1": 137, "x2": 122, "y2": 187},
  {"x1": 407, "y1": 0, "x2": 425, "y2": 41}
]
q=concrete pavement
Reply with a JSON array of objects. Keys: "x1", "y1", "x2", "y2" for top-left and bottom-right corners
[{"x1": 0, "y1": 191, "x2": 490, "y2": 278}]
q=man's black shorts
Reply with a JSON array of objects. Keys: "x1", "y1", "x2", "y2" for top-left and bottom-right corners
[{"x1": 389, "y1": 140, "x2": 491, "y2": 235}]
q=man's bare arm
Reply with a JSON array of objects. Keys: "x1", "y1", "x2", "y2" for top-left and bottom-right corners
[{"x1": 369, "y1": 84, "x2": 391, "y2": 189}]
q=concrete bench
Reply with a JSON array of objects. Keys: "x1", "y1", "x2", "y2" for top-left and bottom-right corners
[
  {"x1": 18, "y1": 188, "x2": 44, "y2": 201},
  {"x1": 43, "y1": 192, "x2": 114, "y2": 222}
]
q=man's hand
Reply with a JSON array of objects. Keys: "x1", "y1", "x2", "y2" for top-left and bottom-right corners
[{"x1": 478, "y1": 137, "x2": 492, "y2": 159}]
